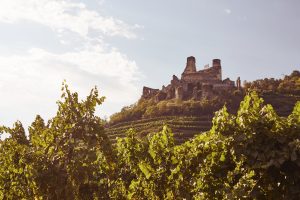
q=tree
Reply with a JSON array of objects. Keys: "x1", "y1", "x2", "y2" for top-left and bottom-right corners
[
  {"x1": 0, "y1": 122, "x2": 35, "y2": 199},
  {"x1": 0, "y1": 82, "x2": 114, "y2": 199}
]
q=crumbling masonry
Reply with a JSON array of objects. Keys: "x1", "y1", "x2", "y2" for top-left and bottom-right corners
[{"x1": 142, "y1": 56, "x2": 240, "y2": 102}]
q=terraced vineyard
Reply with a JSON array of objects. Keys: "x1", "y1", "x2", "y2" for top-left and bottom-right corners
[
  {"x1": 105, "y1": 115, "x2": 213, "y2": 144},
  {"x1": 106, "y1": 94, "x2": 300, "y2": 144}
]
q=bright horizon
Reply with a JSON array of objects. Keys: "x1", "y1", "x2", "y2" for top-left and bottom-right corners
[{"x1": 0, "y1": 0, "x2": 299, "y2": 128}]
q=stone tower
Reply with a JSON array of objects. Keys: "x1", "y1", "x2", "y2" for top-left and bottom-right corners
[
  {"x1": 236, "y1": 77, "x2": 241, "y2": 90},
  {"x1": 183, "y1": 56, "x2": 196, "y2": 74},
  {"x1": 212, "y1": 59, "x2": 222, "y2": 80},
  {"x1": 212, "y1": 59, "x2": 221, "y2": 67}
]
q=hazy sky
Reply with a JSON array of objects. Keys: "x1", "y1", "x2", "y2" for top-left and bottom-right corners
[{"x1": 0, "y1": 0, "x2": 299, "y2": 128}]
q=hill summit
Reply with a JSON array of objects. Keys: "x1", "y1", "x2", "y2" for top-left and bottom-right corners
[
  {"x1": 106, "y1": 56, "x2": 299, "y2": 144},
  {"x1": 106, "y1": 56, "x2": 246, "y2": 143}
]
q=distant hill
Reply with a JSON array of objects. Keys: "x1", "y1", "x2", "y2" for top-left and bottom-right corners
[{"x1": 106, "y1": 67, "x2": 300, "y2": 143}]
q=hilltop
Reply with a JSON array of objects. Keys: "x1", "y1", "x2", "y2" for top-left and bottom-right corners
[
  {"x1": 110, "y1": 56, "x2": 243, "y2": 124},
  {"x1": 106, "y1": 56, "x2": 300, "y2": 143}
]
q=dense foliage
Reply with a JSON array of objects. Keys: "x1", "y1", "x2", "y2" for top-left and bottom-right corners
[
  {"x1": 1, "y1": 84, "x2": 300, "y2": 199},
  {"x1": 244, "y1": 70, "x2": 300, "y2": 95}
]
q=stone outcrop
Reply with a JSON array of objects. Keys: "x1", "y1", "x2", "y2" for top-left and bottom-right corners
[{"x1": 141, "y1": 56, "x2": 239, "y2": 101}]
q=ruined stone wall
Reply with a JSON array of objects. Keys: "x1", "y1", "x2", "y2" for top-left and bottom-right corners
[
  {"x1": 213, "y1": 84, "x2": 233, "y2": 90},
  {"x1": 175, "y1": 86, "x2": 183, "y2": 100},
  {"x1": 142, "y1": 86, "x2": 159, "y2": 99},
  {"x1": 181, "y1": 58, "x2": 222, "y2": 83},
  {"x1": 171, "y1": 75, "x2": 181, "y2": 86},
  {"x1": 141, "y1": 56, "x2": 237, "y2": 102},
  {"x1": 202, "y1": 84, "x2": 214, "y2": 99},
  {"x1": 181, "y1": 65, "x2": 222, "y2": 83}
]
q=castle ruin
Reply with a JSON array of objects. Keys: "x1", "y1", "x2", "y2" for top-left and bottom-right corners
[{"x1": 142, "y1": 56, "x2": 239, "y2": 102}]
